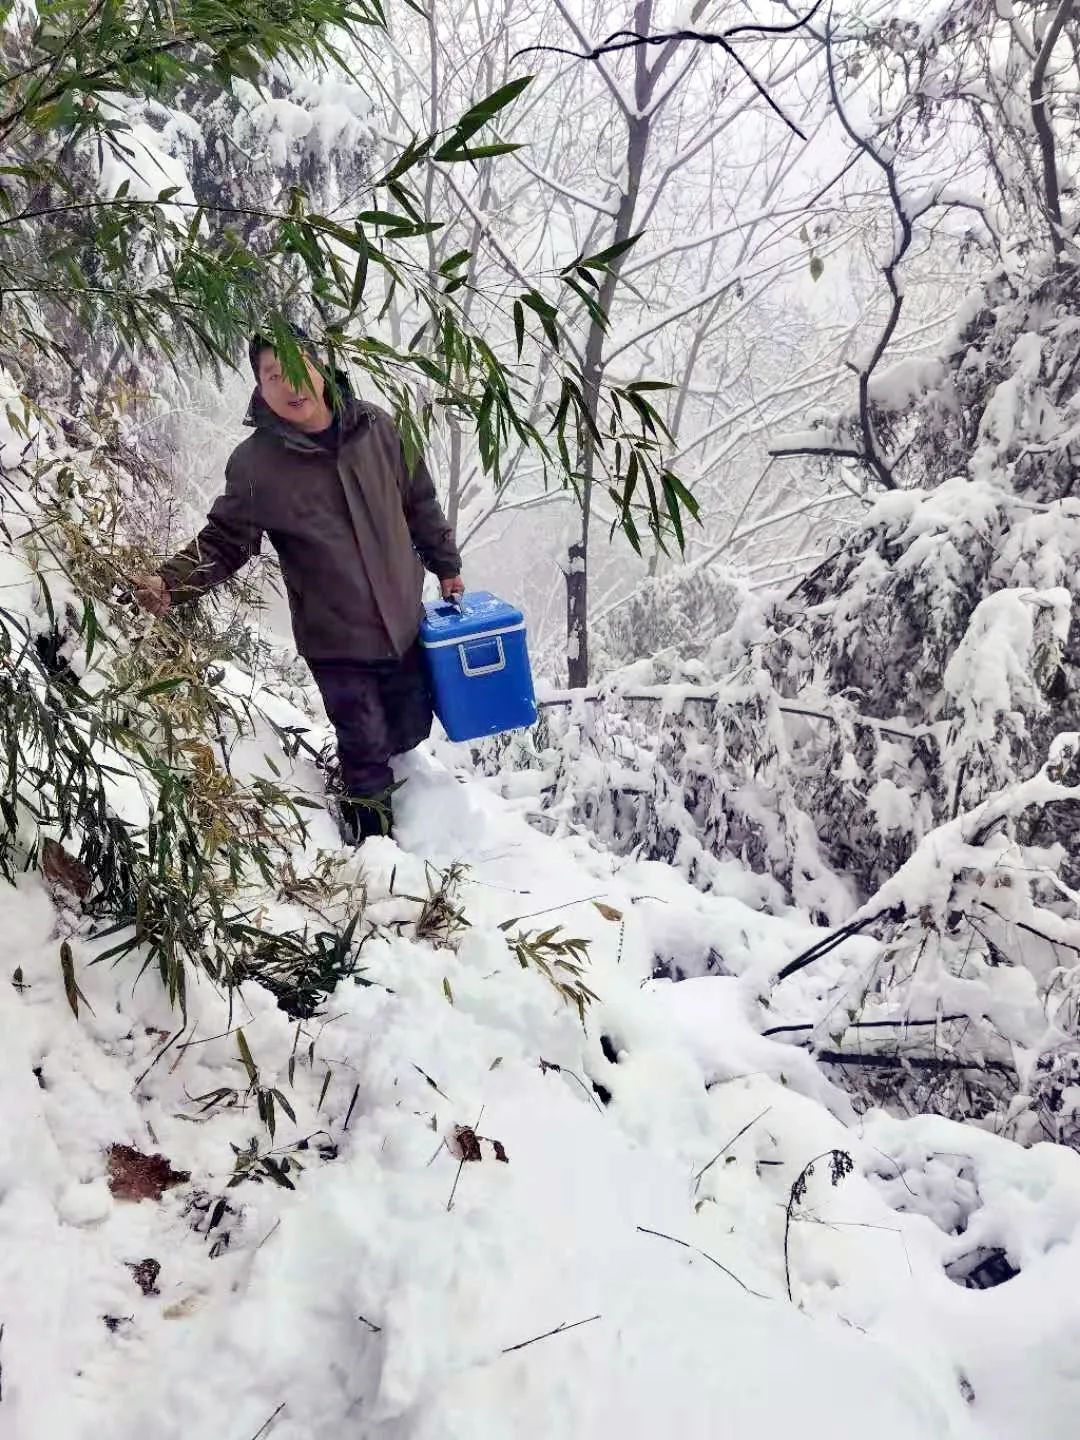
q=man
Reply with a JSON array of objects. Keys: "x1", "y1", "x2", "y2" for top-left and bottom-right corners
[{"x1": 133, "y1": 331, "x2": 463, "y2": 842}]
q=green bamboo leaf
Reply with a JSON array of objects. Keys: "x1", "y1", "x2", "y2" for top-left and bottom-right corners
[
  {"x1": 82, "y1": 597, "x2": 97, "y2": 667},
  {"x1": 137, "y1": 676, "x2": 188, "y2": 699},
  {"x1": 348, "y1": 226, "x2": 370, "y2": 311},
  {"x1": 272, "y1": 1088, "x2": 296, "y2": 1124},
  {"x1": 437, "y1": 75, "x2": 533, "y2": 153},
  {"x1": 563, "y1": 231, "x2": 643, "y2": 275},
  {"x1": 433, "y1": 141, "x2": 522, "y2": 163},
  {"x1": 236, "y1": 1028, "x2": 258, "y2": 1087},
  {"x1": 513, "y1": 300, "x2": 525, "y2": 358}
]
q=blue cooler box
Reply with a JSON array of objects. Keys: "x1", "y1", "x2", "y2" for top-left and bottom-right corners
[{"x1": 419, "y1": 591, "x2": 538, "y2": 742}]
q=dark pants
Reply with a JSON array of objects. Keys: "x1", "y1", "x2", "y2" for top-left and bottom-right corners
[{"x1": 310, "y1": 644, "x2": 433, "y2": 802}]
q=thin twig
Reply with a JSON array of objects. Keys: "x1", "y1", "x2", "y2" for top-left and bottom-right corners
[
  {"x1": 513, "y1": 4, "x2": 824, "y2": 141},
  {"x1": 254, "y1": 1219, "x2": 281, "y2": 1255},
  {"x1": 761, "y1": 1014, "x2": 968, "y2": 1037},
  {"x1": 502, "y1": 894, "x2": 606, "y2": 925},
  {"x1": 133, "y1": 1022, "x2": 189, "y2": 1088},
  {"x1": 412, "y1": 1063, "x2": 450, "y2": 1100},
  {"x1": 170, "y1": 1021, "x2": 198, "y2": 1074},
  {"x1": 246, "y1": 1403, "x2": 285, "y2": 1440},
  {"x1": 447, "y1": 1106, "x2": 484, "y2": 1211},
  {"x1": 357, "y1": 1314, "x2": 382, "y2": 1334},
  {"x1": 342, "y1": 1084, "x2": 361, "y2": 1131},
  {"x1": 501, "y1": 1313, "x2": 601, "y2": 1354},
  {"x1": 693, "y1": 1107, "x2": 772, "y2": 1190},
  {"x1": 637, "y1": 1226, "x2": 768, "y2": 1299},
  {"x1": 539, "y1": 1057, "x2": 605, "y2": 1113},
  {"x1": 784, "y1": 1149, "x2": 853, "y2": 1302}
]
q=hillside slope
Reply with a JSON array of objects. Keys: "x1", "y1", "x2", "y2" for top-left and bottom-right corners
[{"x1": 2, "y1": 681, "x2": 1079, "y2": 1440}]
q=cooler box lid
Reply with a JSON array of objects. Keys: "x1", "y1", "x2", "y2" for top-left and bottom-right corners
[{"x1": 420, "y1": 591, "x2": 525, "y2": 645}]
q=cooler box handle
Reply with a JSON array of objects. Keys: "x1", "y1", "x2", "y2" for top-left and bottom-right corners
[{"x1": 459, "y1": 635, "x2": 506, "y2": 677}]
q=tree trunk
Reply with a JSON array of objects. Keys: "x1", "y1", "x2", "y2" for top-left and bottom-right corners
[{"x1": 565, "y1": 0, "x2": 657, "y2": 687}]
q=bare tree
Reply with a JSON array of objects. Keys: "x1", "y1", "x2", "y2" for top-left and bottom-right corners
[{"x1": 770, "y1": 0, "x2": 1078, "y2": 489}]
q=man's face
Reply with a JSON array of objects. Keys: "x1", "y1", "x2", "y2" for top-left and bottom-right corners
[{"x1": 257, "y1": 347, "x2": 328, "y2": 431}]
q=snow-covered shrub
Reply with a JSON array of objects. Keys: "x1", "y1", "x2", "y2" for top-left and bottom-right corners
[
  {"x1": 590, "y1": 565, "x2": 745, "y2": 674},
  {"x1": 480, "y1": 255, "x2": 1080, "y2": 1142},
  {"x1": 0, "y1": 397, "x2": 359, "y2": 1009}
]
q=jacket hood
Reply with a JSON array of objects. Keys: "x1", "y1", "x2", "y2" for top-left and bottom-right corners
[{"x1": 243, "y1": 369, "x2": 373, "y2": 452}]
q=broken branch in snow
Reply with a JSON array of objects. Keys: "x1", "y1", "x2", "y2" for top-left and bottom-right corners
[
  {"x1": 501, "y1": 1313, "x2": 602, "y2": 1355},
  {"x1": 637, "y1": 1225, "x2": 769, "y2": 1299},
  {"x1": 774, "y1": 908, "x2": 899, "y2": 983},
  {"x1": 816, "y1": 1051, "x2": 1014, "y2": 1076}
]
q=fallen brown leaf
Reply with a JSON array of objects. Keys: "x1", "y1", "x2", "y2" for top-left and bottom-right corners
[
  {"x1": 107, "y1": 1144, "x2": 189, "y2": 1202},
  {"x1": 593, "y1": 902, "x2": 623, "y2": 923},
  {"x1": 451, "y1": 1126, "x2": 482, "y2": 1163},
  {"x1": 42, "y1": 838, "x2": 92, "y2": 901}
]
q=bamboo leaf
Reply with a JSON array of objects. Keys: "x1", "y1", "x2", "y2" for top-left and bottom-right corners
[
  {"x1": 137, "y1": 676, "x2": 188, "y2": 699},
  {"x1": 60, "y1": 940, "x2": 79, "y2": 1018},
  {"x1": 435, "y1": 76, "x2": 533, "y2": 156},
  {"x1": 236, "y1": 1028, "x2": 258, "y2": 1087},
  {"x1": 349, "y1": 227, "x2": 370, "y2": 311}
]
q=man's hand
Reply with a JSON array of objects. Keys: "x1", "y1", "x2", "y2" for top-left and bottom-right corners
[
  {"x1": 131, "y1": 572, "x2": 171, "y2": 616},
  {"x1": 440, "y1": 575, "x2": 465, "y2": 601}
]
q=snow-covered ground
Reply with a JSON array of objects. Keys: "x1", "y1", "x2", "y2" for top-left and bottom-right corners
[{"x1": 2, "y1": 711, "x2": 1079, "y2": 1440}]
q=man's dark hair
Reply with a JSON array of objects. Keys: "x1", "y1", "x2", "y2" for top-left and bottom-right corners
[{"x1": 248, "y1": 323, "x2": 316, "y2": 379}]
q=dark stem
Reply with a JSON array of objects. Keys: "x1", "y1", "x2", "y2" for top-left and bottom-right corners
[
  {"x1": 1029, "y1": 0, "x2": 1077, "y2": 258},
  {"x1": 501, "y1": 1313, "x2": 601, "y2": 1354},
  {"x1": 775, "y1": 907, "x2": 899, "y2": 982},
  {"x1": 248, "y1": 1403, "x2": 286, "y2": 1440},
  {"x1": 762, "y1": 1014, "x2": 969, "y2": 1037},
  {"x1": 637, "y1": 1225, "x2": 769, "y2": 1299}
]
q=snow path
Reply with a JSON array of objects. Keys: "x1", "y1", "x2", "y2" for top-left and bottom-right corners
[{"x1": 1, "y1": 739, "x2": 1079, "y2": 1438}]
